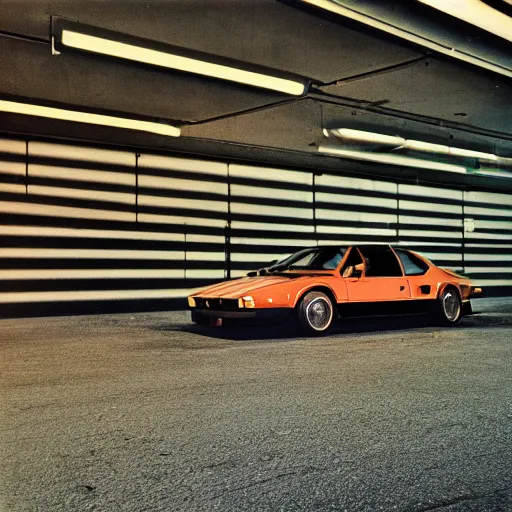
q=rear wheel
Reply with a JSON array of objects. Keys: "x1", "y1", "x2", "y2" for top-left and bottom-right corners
[
  {"x1": 297, "y1": 291, "x2": 335, "y2": 336},
  {"x1": 432, "y1": 286, "x2": 462, "y2": 326}
]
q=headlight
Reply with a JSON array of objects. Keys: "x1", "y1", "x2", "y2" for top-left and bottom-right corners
[
  {"x1": 242, "y1": 296, "x2": 256, "y2": 308},
  {"x1": 188, "y1": 296, "x2": 196, "y2": 307}
]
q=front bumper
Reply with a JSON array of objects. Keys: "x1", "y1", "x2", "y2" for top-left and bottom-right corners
[
  {"x1": 190, "y1": 307, "x2": 292, "y2": 321},
  {"x1": 462, "y1": 300, "x2": 473, "y2": 316}
]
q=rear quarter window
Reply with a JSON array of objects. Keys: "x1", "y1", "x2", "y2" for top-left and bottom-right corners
[{"x1": 396, "y1": 250, "x2": 429, "y2": 276}]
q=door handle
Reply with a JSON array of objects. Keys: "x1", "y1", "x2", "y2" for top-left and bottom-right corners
[{"x1": 400, "y1": 285, "x2": 405, "y2": 291}]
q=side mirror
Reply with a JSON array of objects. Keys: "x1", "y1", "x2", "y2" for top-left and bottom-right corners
[{"x1": 246, "y1": 271, "x2": 258, "y2": 277}]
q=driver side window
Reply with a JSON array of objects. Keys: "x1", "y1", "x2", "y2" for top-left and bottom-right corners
[{"x1": 359, "y1": 247, "x2": 403, "y2": 277}]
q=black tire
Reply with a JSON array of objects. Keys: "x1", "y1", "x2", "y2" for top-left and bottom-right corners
[
  {"x1": 297, "y1": 291, "x2": 335, "y2": 336},
  {"x1": 432, "y1": 286, "x2": 463, "y2": 326},
  {"x1": 191, "y1": 311, "x2": 209, "y2": 325}
]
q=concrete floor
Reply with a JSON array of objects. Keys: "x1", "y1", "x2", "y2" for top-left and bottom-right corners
[{"x1": 1, "y1": 298, "x2": 511, "y2": 512}]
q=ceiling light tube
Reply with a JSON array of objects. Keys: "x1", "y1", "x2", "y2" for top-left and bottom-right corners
[
  {"x1": 448, "y1": 147, "x2": 497, "y2": 161},
  {"x1": 318, "y1": 144, "x2": 467, "y2": 173},
  {"x1": 0, "y1": 99, "x2": 181, "y2": 137},
  {"x1": 417, "y1": 0, "x2": 512, "y2": 43},
  {"x1": 326, "y1": 128, "x2": 503, "y2": 163},
  {"x1": 496, "y1": 156, "x2": 512, "y2": 167},
  {"x1": 52, "y1": 19, "x2": 309, "y2": 96},
  {"x1": 404, "y1": 140, "x2": 450, "y2": 154},
  {"x1": 329, "y1": 128, "x2": 405, "y2": 146}
]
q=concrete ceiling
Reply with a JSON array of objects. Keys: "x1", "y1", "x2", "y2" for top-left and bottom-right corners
[
  {"x1": 0, "y1": 0, "x2": 511, "y2": 164},
  {"x1": 319, "y1": 58, "x2": 512, "y2": 136}
]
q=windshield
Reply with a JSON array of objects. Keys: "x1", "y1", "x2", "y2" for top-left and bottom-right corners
[{"x1": 271, "y1": 247, "x2": 348, "y2": 271}]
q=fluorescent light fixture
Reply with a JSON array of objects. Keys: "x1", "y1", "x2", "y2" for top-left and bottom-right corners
[
  {"x1": 325, "y1": 128, "x2": 503, "y2": 163},
  {"x1": 405, "y1": 140, "x2": 450, "y2": 154},
  {"x1": 318, "y1": 144, "x2": 468, "y2": 173},
  {"x1": 53, "y1": 20, "x2": 308, "y2": 96},
  {"x1": 406, "y1": 141, "x2": 497, "y2": 161},
  {"x1": 0, "y1": 99, "x2": 181, "y2": 137},
  {"x1": 497, "y1": 156, "x2": 512, "y2": 167},
  {"x1": 448, "y1": 147, "x2": 497, "y2": 161},
  {"x1": 300, "y1": 0, "x2": 512, "y2": 78},
  {"x1": 330, "y1": 128, "x2": 405, "y2": 146},
  {"x1": 418, "y1": 0, "x2": 512, "y2": 43}
]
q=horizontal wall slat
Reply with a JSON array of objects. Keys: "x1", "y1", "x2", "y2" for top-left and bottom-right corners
[
  {"x1": 0, "y1": 225, "x2": 184, "y2": 241},
  {"x1": 0, "y1": 248, "x2": 185, "y2": 259},
  {"x1": 29, "y1": 142, "x2": 135, "y2": 166},
  {"x1": 0, "y1": 288, "x2": 193, "y2": 304},
  {"x1": 0, "y1": 269, "x2": 187, "y2": 280},
  {"x1": 0, "y1": 200, "x2": 136, "y2": 221},
  {"x1": 0, "y1": 259, "x2": 220, "y2": 270}
]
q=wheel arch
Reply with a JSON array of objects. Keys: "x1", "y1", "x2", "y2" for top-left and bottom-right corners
[
  {"x1": 436, "y1": 282, "x2": 462, "y2": 300},
  {"x1": 292, "y1": 285, "x2": 338, "y2": 309}
]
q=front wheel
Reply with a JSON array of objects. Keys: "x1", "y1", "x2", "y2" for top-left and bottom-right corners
[
  {"x1": 297, "y1": 291, "x2": 335, "y2": 336},
  {"x1": 432, "y1": 286, "x2": 462, "y2": 326}
]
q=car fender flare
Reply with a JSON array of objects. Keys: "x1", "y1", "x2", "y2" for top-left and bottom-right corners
[
  {"x1": 436, "y1": 282, "x2": 462, "y2": 300},
  {"x1": 292, "y1": 285, "x2": 339, "y2": 309}
]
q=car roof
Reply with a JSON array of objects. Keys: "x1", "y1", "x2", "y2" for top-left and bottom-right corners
[
  {"x1": 302, "y1": 245, "x2": 418, "y2": 253},
  {"x1": 311, "y1": 244, "x2": 397, "y2": 249}
]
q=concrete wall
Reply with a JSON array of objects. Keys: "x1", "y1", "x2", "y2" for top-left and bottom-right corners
[{"x1": 0, "y1": 137, "x2": 510, "y2": 317}]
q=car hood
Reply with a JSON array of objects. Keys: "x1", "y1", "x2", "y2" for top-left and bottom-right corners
[{"x1": 191, "y1": 273, "x2": 317, "y2": 299}]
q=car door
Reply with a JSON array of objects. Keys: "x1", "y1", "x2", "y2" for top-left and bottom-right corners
[{"x1": 343, "y1": 246, "x2": 411, "y2": 302}]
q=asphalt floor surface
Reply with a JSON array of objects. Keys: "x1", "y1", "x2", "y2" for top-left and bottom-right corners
[{"x1": 1, "y1": 298, "x2": 511, "y2": 512}]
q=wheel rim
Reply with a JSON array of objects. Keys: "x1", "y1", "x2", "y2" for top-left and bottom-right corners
[
  {"x1": 305, "y1": 297, "x2": 333, "y2": 331},
  {"x1": 443, "y1": 291, "x2": 460, "y2": 321}
]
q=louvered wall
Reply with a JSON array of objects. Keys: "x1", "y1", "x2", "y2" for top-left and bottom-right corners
[
  {"x1": 398, "y1": 184, "x2": 464, "y2": 269},
  {"x1": 315, "y1": 173, "x2": 398, "y2": 246},
  {"x1": 0, "y1": 137, "x2": 510, "y2": 317},
  {"x1": 229, "y1": 164, "x2": 315, "y2": 278},
  {"x1": 463, "y1": 190, "x2": 512, "y2": 289}
]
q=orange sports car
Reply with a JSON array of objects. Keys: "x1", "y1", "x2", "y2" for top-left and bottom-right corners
[{"x1": 187, "y1": 245, "x2": 482, "y2": 335}]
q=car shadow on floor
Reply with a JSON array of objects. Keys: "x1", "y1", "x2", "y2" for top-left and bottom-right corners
[
  {"x1": 152, "y1": 307, "x2": 511, "y2": 342},
  {"x1": 175, "y1": 314, "x2": 481, "y2": 341}
]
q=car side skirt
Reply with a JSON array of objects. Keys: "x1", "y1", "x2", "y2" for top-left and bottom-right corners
[{"x1": 337, "y1": 299, "x2": 473, "y2": 318}]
